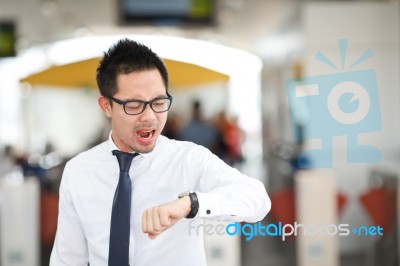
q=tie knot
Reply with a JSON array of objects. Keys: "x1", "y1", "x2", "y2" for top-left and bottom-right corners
[{"x1": 112, "y1": 150, "x2": 139, "y2": 172}]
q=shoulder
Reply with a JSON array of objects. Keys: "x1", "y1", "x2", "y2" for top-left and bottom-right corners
[
  {"x1": 159, "y1": 135, "x2": 206, "y2": 150},
  {"x1": 65, "y1": 140, "x2": 110, "y2": 169},
  {"x1": 157, "y1": 135, "x2": 215, "y2": 159}
]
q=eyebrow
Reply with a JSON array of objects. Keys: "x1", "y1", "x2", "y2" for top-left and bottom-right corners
[{"x1": 120, "y1": 94, "x2": 168, "y2": 102}]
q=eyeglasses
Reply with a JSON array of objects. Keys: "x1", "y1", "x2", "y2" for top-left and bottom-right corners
[{"x1": 108, "y1": 93, "x2": 173, "y2": 115}]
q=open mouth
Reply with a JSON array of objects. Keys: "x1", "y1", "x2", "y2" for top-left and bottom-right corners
[{"x1": 136, "y1": 129, "x2": 155, "y2": 140}]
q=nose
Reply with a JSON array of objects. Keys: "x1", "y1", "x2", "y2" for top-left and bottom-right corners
[{"x1": 138, "y1": 103, "x2": 157, "y2": 122}]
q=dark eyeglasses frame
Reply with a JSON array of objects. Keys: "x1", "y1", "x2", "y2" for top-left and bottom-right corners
[{"x1": 108, "y1": 92, "x2": 173, "y2": 115}]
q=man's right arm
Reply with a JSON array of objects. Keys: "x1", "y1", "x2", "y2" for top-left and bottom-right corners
[{"x1": 50, "y1": 163, "x2": 89, "y2": 266}]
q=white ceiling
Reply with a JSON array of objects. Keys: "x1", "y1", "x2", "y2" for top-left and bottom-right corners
[
  {"x1": 0, "y1": 0, "x2": 300, "y2": 58},
  {"x1": 1, "y1": 0, "x2": 397, "y2": 61}
]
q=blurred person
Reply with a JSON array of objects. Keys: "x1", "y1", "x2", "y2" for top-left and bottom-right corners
[
  {"x1": 50, "y1": 39, "x2": 270, "y2": 266},
  {"x1": 219, "y1": 112, "x2": 244, "y2": 166},
  {"x1": 0, "y1": 145, "x2": 15, "y2": 178},
  {"x1": 178, "y1": 100, "x2": 219, "y2": 154},
  {"x1": 161, "y1": 112, "x2": 181, "y2": 140}
]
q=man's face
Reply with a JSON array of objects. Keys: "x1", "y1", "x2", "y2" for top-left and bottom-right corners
[{"x1": 102, "y1": 69, "x2": 168, "y2": 153}]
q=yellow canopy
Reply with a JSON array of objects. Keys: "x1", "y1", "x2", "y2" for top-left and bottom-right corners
[{"x1": 20, "y1": 58, "x2": 229, "y2": 89}]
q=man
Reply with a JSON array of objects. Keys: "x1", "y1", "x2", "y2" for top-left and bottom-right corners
[{"x1": 50, "y1": 39, "x2": 271, "y2": 266}]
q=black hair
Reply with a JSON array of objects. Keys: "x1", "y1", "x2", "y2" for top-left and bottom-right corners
[{"x1": 96, "y1": 38, "x2": 168, "y2": 97}]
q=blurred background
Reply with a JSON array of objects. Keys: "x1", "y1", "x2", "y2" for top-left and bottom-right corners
[{"x1": 0, "y1": 0, "x2": 399, "y2": 265}]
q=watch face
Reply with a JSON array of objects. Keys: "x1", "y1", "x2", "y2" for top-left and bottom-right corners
[
  {"x1": 178, "y1": 192, "x2": 188, "y2": 198},
  {"x1": 178, "y1": 191, "x2": 192, "y2": 198}
]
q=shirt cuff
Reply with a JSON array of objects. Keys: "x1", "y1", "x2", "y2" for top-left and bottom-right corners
[{"x1": 195, "y1": 191, "x2": 221, "y2": 218}]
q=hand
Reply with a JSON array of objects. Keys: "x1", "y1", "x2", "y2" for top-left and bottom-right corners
[{"x1": 142, "y1": 196, "x2": 191, "y2": 239}]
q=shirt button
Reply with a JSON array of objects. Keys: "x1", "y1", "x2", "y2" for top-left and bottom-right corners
[{"x1": 206, "y1": 210, "x2": 211, "y2": 215}]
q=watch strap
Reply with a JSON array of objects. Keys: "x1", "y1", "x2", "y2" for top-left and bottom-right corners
[{"x1": 178, "y1": 191, "x2": 199, "y2": 219}]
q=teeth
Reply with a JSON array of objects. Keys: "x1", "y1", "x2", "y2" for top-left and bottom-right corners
[{"x1": 138, "y1": 130, "x2": 153, "y2": 139}]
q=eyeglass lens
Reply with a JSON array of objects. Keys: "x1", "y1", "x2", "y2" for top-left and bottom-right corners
[{"x1": 124, "y1": 98, "x2": 171, "y2": 115}]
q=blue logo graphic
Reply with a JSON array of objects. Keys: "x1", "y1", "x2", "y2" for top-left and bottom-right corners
[{"x1": 286, "y1": 39, "x2": 382, "y2": 168}]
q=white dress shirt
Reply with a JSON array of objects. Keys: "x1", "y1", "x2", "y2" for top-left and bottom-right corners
[{"x1": 50, "y1": 134, "x2": 271, "y2": 266}]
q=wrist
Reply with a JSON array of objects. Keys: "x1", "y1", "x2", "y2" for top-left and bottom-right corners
[
  {"x1": 179, "y1": 196, "x2": 192, "y2": 218},
  {"x1": 178, "y1": 191, "x2": 199, "y2": 219}
]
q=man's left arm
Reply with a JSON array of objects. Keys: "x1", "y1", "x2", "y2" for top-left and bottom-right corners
[{"x1": 142, "y1": 147, "x2": 271, "y2": 238}]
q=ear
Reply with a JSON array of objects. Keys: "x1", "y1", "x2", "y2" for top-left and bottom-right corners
[{"x1": 98, "y1": 96, "x2": 112, "y2": 118}]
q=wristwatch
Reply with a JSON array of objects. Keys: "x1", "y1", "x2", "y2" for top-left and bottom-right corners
[{"x1": 178, "y1": 191, "x2": 199, "y2": 219}]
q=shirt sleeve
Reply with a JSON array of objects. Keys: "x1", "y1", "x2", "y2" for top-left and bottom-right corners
[
  {"x1": 50, "y1": 162, "x2": 89, "y2": 266},
  {"x1": 190, "y1": 146, "x2": 271, "y2": 223}
]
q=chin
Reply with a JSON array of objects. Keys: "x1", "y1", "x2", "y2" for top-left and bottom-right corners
[{"x1": 133, "y1": 142, "x2": 157, "y2": 154}]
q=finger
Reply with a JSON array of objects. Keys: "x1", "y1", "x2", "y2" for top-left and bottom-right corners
[
  {"x1": 146, "y1": 207, "x2": 154, "y2": 234},
  {"x1": 142, "y1": 209, "x2": 148, "y2": 233},
  {"x1": 152, "y1": 206, "x2": 163, "y2": 233},
  {"x1": 148, "y1": 233, "x2": 158, "y2": 239}
]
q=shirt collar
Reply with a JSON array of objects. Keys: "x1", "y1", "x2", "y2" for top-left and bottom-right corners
[{"x1": 108, "y1": 130, "x2": 157, "y2": 158}]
